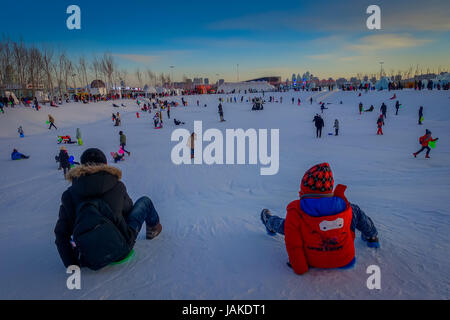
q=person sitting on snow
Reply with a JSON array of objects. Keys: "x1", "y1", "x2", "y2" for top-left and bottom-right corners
[
  {"x1": 54, "y1": 148, "x2": 162, "y2": 270},
  {"x1": 174, "y1": 118, "x2": 185, "y2": 126},
  {"x1": 260, "y1": 162, "x2": 379, "y2": 275},
  {"x1": 11, "y1": 149, "x2": 30, "y2": 160}
]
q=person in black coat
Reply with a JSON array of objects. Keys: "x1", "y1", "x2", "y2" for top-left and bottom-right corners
[
  {"x1": 54, "y1": 148, "x2": 162, "y2": 269},
  {"x1": 58, "y1": 147, "x2": 71, "y2": 176},
  {"x1": 380, "y1": 103, "x2": 387, "y2": 118},
  {"x1": 218, "y1": 103, "x2": 225, "y2": 121},
  {"x1": 418, "y1": 106, "x2": 423, "y2": 125},
  {"x1": 313, "y1": 114, "x2": 325, "y2": 138}
]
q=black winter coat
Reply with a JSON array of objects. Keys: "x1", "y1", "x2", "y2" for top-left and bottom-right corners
[
  {"x1": 54, "y1": 165, "x2": 136, "y2": 268},
  {"x1": 313, "y1": 116, "x2": 324, "y2": 128},
  {"x1": 58, "y1": 150, "x2": 70, "y2": 169}
]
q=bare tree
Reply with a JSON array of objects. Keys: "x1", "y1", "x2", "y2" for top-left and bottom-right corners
[
  {"x1": 42, "y1": 46, "x2": 54, "y2": 97},
  {"x1": 135, "y1": 68, "x2": 143, "y2": 88},
  {"x1": 12, "y1": 40, "x2": 29, "y2": 95},
  {"x1": 146, "y1": 69, "x2": 155, "y2": 87},
  {"x1": 101, "y1": 53, "x2": 115, "y2": 93},
  {"x1": 78, "y1": 56, "x2": 89, "y2": 93}
]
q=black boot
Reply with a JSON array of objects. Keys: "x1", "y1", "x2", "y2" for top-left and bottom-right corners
[{"x1": 146, "y1": 223, "x2": 162, "y2": 240}]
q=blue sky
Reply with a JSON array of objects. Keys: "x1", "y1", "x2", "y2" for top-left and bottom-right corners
[{"x1": 2, "y1": 0, "x2": 449, "y2": 83}]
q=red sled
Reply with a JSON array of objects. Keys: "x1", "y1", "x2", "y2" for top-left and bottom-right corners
[{"x1": 390, "y1": 93, "x2": 396, "y2": 100}]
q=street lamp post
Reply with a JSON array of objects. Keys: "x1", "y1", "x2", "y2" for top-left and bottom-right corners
[
  {"x1": 379, "y1": 62, "x2": 384, "y2": 80},
  {"x1": 170, "y1": 66, "x2": 175, "y2": 89}
]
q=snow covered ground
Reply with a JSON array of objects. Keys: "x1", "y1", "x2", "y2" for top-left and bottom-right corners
[{"x1": 0, "y1": 89, "x2": 449, "y2": 299}]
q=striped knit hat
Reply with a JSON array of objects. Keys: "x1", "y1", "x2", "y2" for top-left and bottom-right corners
[{"x1": 300, "y1": 163, "x2": 334, "y2": 198}]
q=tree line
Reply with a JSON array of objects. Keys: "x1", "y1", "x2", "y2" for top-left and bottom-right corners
[{"x1": 0, "y1": 38, "x2": 172, "y2": 98}]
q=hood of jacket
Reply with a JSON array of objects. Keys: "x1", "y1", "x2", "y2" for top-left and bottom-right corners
[{"x1": 66, "y1": 164, "x2": 122, "y2": 197}]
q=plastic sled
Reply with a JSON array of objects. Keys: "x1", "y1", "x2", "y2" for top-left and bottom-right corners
[
  {"x1": 110, "y1": 249, "x2": 135, "y2": 266},
  {"x1": 429, "y1": 140, "x2": 436, "y2": 149}
]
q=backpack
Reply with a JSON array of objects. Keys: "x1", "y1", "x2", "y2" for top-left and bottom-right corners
[{"x1": 73, "y1": 199, "x2": 130, "y2": 270}]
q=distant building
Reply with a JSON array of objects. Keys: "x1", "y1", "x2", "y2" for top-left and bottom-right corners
[
  {"x1": 245, "y1": 76, "x2": 281, "y2": 86},
  {"x1": 218, "y1": 79, "x2": 225, "y2": 86},
  {"x1": 193, "y1": 78, "x2": 203, "y2": 85}
]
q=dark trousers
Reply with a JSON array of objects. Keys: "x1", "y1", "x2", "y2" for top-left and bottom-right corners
[
  {"x1": 316, "y1": 127, "x2": 322, "y2": 138},
  {"x1": 126, "y1": 197, "x2": 160, "y2": 234},
  {"x1": 416, "y1": 146, "x2": 431, "y2": 155},
  {"x1": 335, "y1": 129, "x2": 339, "y2": 136},
  {"x1": 120, "y1": 143, "x2": 130, "y2": 154},
  {"x1": 49, "y1": 122, "x2": 57, "y2": 130}
]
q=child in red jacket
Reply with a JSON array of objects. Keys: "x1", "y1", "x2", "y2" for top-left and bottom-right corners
[
  {"x1": 261, "y1": 163, "x2": 379, "y2": 275},
  {"x1": 413, "y1": 129, "x2": 438, "y2": 159}
]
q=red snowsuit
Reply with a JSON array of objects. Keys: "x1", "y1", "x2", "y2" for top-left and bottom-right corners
[
  {"x1": 284, "y1": 185, "x2": 356, "y2": 275},
  {"x1": 377, "y1": 118, "x2": 383, "y2": 135}
]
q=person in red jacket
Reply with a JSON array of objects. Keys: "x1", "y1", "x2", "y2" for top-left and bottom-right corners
[
  {"x1": 260, "y1": 163, "x2": 379, "y2": 275},
  {"x1": 413, "y1": 129, "x2": 438, "y2": 159},
  {"x1": 376, "y1": 115, "x2": 384, "y2": 135}
]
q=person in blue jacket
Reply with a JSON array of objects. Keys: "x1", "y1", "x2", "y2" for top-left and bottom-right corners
[{"x1": 11, "y1": 149, "x2": 30, "y2": 160}]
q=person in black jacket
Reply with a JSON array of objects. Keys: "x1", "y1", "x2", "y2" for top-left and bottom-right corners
[
  {"x1": 313, "y1": 114, "x2": 325, "y2": 138},
  {"x1": 418, "y1": 106, "x2": 423, "y2": 125},
  {"x1": 54, "y1": 148, "x2": 162, "y2": 269},
  {"x1": 380, "y1": 103, "x2": 387, "y2": 118},
  {"x1": 58, "y1": 146, "x2": 71, "y2": 176}
]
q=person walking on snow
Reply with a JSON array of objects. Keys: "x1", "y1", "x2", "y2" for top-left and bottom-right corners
[
  {"x1": 380, "y1": 103, "x2": 387, "y2": 119},
  {"x1": 260, "y1": 162, "x2": 379, "y2": 275},
  {"x1": 313, "y1": 114, "x2": 325, "y2": 138},
  {"x1": 377, "y1": 115, "x2": 384, "y2": 135},
  {"x1": 395, "y1": 100, "x2": 400, "y2": 115},
  {"x1": 218, "y1": 103, "x2": 225, "y2": 122},
  {"x1": 413, "y1": 129, "x2": 438, "y2": 159},
  {"x1": 418, "y1": 106, "x2": 424, "y2": 125},
  {"x1": 58, "y1": 146, "x2": 71, "y2": 176},
  {"x1": 119, "y1": 131, "x2": 131, "y2": 156},
  {"x1": 359, "y1": 103, "x2": 364, "y2": 115},
  {"x1": 18, "y1": 126, "x2": 24, "y2": 137},
  {"x1": 48, "y1": 114, "x2": 57, "y2": 130},
  {"x1": 188, "y1": 132, "x2": 196, "y2": 159},
  {"x1": 333, "y1": 119, "x2": 339, "y2": 136},
  {"x1": 76, "y1": 128, "x2": 82, "y2": 145},
  {"x1": 54, "y1": 148, "x2": 162, "y2": 270}
]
